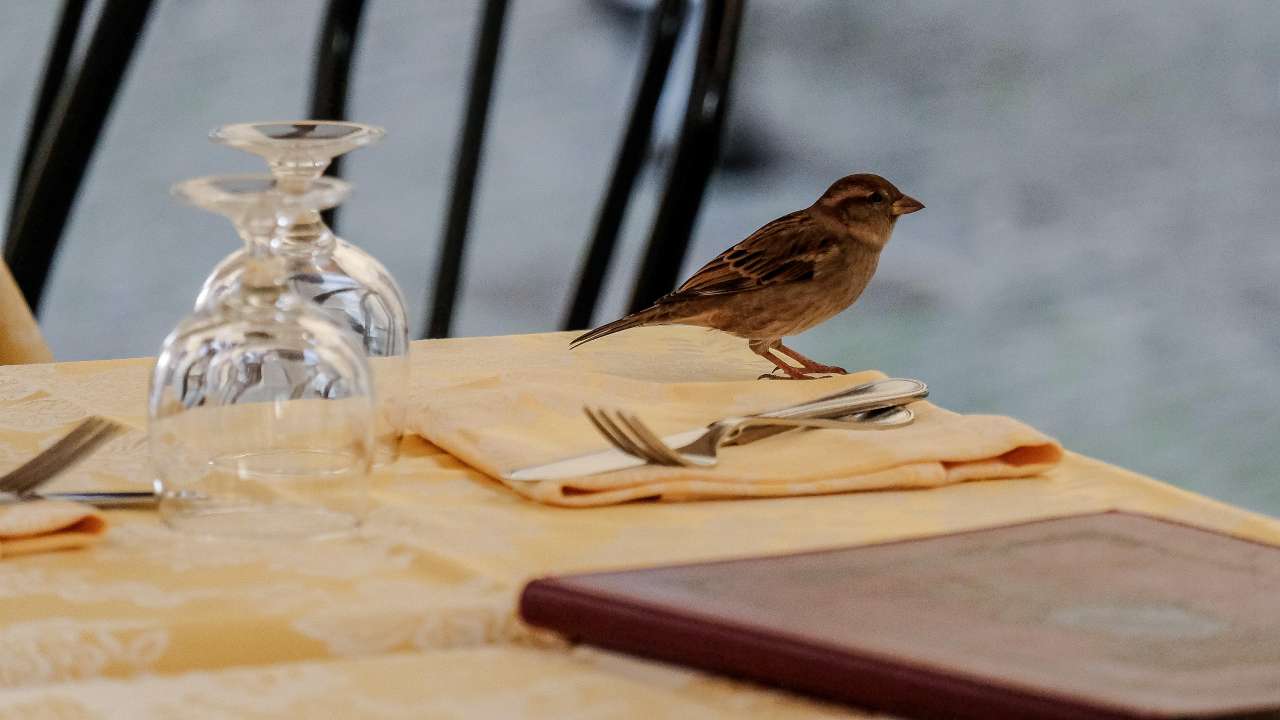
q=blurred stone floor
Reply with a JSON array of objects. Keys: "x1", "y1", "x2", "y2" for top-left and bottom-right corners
[{"x1": 1, "y1": 0, "x2": 1277, "y2": 514}]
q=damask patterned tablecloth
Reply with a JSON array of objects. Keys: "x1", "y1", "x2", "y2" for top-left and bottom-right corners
[
  {"x1": 0, "y1": 646, "x2": 858, "y2": 719},
  {"x1": 0, "y1": 328, "x2": 1277, "y2": 711}
]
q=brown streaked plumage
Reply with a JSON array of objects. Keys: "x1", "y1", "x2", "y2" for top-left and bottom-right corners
[{"x1": 571, "y1": 173, "x2": 923, "y2": 378}]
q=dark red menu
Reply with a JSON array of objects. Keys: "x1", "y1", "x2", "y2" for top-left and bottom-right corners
[{"x1": 520, "y1": 512, "x2": 1280, "y2": 719}]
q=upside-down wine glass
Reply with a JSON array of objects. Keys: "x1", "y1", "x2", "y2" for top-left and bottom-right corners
[
  {"x1": 150, "y1": 175, "x2": 375, "y2": 539},
  {"x1": 204, "y1": 121, "x2": 408, "y2": 465}
]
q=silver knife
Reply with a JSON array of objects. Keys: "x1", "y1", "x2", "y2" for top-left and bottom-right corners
[
  {"x1": 505, "y1": 378, "x2": 927, "y2": 482},
  {"x1": 0, "y1": 491, "x2": 158, "y2": 508}
]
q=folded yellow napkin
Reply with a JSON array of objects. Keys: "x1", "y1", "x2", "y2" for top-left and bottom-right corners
[
  {"x1": 0, "y1": 500, "x2": 106, "y2": 559},
  {"x1": 407, "y1": 329, "x2": 1063, "y2": 507}
]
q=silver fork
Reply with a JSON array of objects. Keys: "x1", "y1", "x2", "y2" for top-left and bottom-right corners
[
  {"x1": 585, "y1": 377, "x2": 927, "y2": 468},
  {"x1": 587, "y1": 405, "x2": 913, "y2": 468},
  {"x1": 0, "y1": 416, "x2": 128, "y2": 497}
]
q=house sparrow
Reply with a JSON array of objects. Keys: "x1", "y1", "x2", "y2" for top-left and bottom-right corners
[{"x1": 571, "y1": 173, "x2": 923, "y2": 378}]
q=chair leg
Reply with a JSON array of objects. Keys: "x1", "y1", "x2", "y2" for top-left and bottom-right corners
[
  {"x1": 562, "y1": 0, "x2": 689, "y2": 331},
  {"x1": 309, "y1": 0, "x2": 368, "y2": 230},
  {"x1": 425, "y1": 0, "x2": 510, "y2": 339},
  {"x1": 627, "y1": 0, "x2": 745, "y2": 313},
  {"x1": 8, "y1": 0, "x2": 88, "y2": 237}
]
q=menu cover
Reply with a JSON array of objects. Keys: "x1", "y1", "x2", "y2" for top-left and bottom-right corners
[{"x1": 520, "y1": 512, "x2": 1280, "y2": 720}]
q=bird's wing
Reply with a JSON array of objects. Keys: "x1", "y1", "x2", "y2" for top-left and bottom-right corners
[{"x1": 659, "y1": 211, "x2": 835, "y2": 302}]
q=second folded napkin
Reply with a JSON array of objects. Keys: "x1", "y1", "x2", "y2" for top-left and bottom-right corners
[
  {"x1": 407, "y1": 328, "x2": 1063, "y2": 507},
  {"x1": 0, "y1": 500, "x2": 106, "y2": 559}
]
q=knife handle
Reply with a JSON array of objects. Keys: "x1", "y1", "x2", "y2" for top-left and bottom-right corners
[
  {"x1": 756, "y1": 378, "x2": 927, "y2": 421},
  {"x1": 726, "y1": 380, "x2": 925, "y2": 447},
  {"x1": 734, "y1": 407, "x2": 912, "y2": 432},
  {"x1": 39, "y1": 491, "x2": 158, "y2": 508}
]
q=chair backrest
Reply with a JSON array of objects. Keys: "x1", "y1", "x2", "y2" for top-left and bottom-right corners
[
  {"x1": 4, "y1": 0, "x2": 152, "y2": 322},
  {"x1": 3, "y1": 0, "x2": 745, "y2": 340}
]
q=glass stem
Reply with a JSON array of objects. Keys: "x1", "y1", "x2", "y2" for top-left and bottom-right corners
[
  {"x1": 236, "y1": 226, "x2": 270, "y2": 254},
  {"x1": 274, "y1": 207, "x2": 337, "y2": 255},
  {"x1": 269, "y1": 158, "x2": 329, "y2": 194},
  {"x1": 235, "y1": 213, "x2": 288, "y2": 299}
]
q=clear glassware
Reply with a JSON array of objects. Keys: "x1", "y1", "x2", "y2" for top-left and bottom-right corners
[
  {"x1": 205, "y1": 121, "x2": 408, "y2": 465},
  {"x1": 194, "y1": 175, "x2": 351, "y2": 319},
  {"x1": 151, "y1": 176, "x2": 375, "y2": 539}
]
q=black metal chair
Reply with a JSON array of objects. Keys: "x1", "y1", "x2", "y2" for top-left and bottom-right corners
[{"x1": 3, "y1": 0, "x2": 744, "y2": 340}]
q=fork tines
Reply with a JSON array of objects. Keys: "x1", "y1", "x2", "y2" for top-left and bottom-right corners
[
  {"x1": 583, "y1": 407, "x2": 684, "y2": 466},
  {"x1": 0, "y1": 416, "x2": 128, "y2": 497}
]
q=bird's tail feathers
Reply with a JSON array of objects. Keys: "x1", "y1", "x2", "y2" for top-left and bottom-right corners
[{"x1": 570, "y1": 309, "x2": 664, "y2": 348}]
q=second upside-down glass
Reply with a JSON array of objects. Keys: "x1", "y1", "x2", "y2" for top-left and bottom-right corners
[{"x1": 152, "y1": 176, "x2": 375, "y2": 538}]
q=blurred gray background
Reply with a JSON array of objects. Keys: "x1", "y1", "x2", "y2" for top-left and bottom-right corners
[{"x1": 1, "y1": 1, "x2": 1277, "y2": 514}]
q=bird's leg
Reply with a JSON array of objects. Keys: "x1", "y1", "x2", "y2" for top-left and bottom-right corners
[
  {"x1": 749, "y1": 339, "x2": 813, "y2": 380},
  {"x1": 774, "y1": 343, "x2": 848, "y2": 375}
]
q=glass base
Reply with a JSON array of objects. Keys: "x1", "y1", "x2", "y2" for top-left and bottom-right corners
[{"x1": 156, "y1": 448, "x2": 367, "y2": 540}]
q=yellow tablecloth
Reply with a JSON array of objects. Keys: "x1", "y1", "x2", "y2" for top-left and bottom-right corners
[
  {"x1": 0, "y1": 328, "x2": 1276, "y2": 713},
  {"x1": 0, "y1": 646, "x2": 856, "y2": 719}
]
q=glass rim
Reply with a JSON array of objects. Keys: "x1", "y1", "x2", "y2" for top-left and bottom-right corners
[{"x1": 170, "y1": 173, "x2": 352, "y2": 213}]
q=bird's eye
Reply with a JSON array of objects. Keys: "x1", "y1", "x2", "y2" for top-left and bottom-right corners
[{"x1": 867, "y1": 192, "x2": 885, "y2": 204}]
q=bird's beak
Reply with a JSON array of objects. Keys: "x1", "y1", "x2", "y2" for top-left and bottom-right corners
[{"x1": 891, "y1": 195, "x2": 924, "y2": 215}]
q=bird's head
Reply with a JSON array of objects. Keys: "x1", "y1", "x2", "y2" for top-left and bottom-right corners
[{"x1": 810, "y1": 173, "x2": 923, "y2": 248}]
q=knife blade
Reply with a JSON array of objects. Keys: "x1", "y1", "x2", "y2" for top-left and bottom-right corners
[{"x1": 505, "y1": 427, "x2": 705, "y2": 482}]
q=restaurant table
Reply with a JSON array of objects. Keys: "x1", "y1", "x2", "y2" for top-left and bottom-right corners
[{"x1": 1, "y1": 329, "x2": 1277, "y2": 716}]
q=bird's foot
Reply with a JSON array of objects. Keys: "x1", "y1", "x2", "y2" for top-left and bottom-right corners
[
  {"x1": 758, "y1": 364, "x2": 815, "y2": 380},
  {"x1": 758, "y1": 372, "x2": 816, "y2": 380}
]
